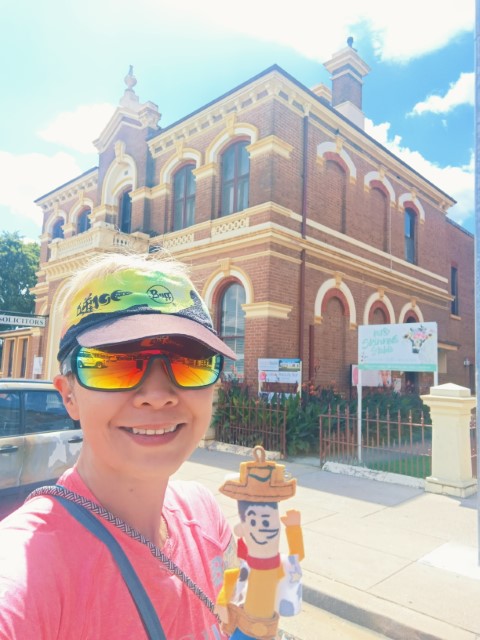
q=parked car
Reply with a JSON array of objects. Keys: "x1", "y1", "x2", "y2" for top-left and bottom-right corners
[{"x1": 0, "y1": 379, "x2": 82, "y2": 500}]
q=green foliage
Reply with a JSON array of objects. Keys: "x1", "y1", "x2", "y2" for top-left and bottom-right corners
[
  {"x1": 0, "y1": 231, "x2": 40, "y2": 330},
  {"x1": 212, "y1": 379, "x2": 431, "y2": 458}
]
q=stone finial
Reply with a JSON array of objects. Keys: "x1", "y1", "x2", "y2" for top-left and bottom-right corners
[
  {"x1": 124, "y1": 65, "x2": 137, "y2": 91},
  {"x1": 120, "y1": 65, "x2": 140, "y2": 108}
]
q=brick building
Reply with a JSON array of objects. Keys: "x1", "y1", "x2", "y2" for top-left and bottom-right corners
[{"x1": 1, "y1": 44, "x2": 475, "y2": 393}]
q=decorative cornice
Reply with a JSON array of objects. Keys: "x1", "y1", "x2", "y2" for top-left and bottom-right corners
[
  {"x1": 36, "y1": 172, "x2": 98, "y2": 211},
  {"x1": 247, "y1": 135, "x2": 293, "y2": 160},
  {"x1": 242, "y1": 301, "x2": 292, "y2": 320}
]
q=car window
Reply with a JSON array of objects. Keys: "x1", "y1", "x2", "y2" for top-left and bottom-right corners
[
  {"x1": 0, "y1": 392, "x2": 21, "y2": 436},
  {"x1": 24, "y1": 390, "x2": 77, "y2": 433}
]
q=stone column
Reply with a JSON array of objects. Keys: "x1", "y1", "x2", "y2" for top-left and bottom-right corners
[{"x1": 421, "y1": 383, "x2": 477, "y2": 497}]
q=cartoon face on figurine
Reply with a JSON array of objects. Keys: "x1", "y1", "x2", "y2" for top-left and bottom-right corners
[{"x1": 235, "y1": 501, "x2": 280, "y2": 558}]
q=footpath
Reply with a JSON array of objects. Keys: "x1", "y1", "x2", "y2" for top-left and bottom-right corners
[{"x1": 173, "y1": 444, "x2": 480, "y2": 640}]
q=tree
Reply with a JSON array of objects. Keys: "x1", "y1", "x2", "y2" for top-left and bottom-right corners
[{"x1": 0, "y1": 231, "x2": 40, "y2": 331}]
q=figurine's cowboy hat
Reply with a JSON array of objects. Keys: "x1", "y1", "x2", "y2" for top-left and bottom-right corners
[{"x1": 219, "y1": 445, "x2": 296, "y2": 502}]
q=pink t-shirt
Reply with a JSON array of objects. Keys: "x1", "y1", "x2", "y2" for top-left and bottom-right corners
[{"x1": 0, "y1": 468, "x2": 231, "y2": 640}]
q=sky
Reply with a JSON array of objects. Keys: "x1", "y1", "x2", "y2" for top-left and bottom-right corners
[{"x1": 0, "y1": 0, "x2": 475, "y2": 242}]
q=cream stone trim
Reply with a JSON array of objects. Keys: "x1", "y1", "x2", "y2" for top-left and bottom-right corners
[
  {"x1": 316, "y1": 141, "x2": 357, "y2": 182},
  {"x1": 364, "y1": 171, "x2": 396, "y2": 204},
  {"x1": 70, "y1": 198, "x2": 94, "y2": 225},
  {"x1": 398, "y1": 301, "x2": 425, "y2": 323},
  {"x1": 35, "y1": 170, "x2": 98, "y2": 211},
  {"x1": 246, "y1": 135, "x2": 293, "y2": 160},
  {"x1": 162, "y1": 232, "x2": 195, "y2": 250},
  {"x1": 438, "y1": 342, "x2": 458, "y2": 351},
  {"x1": 363, "y1": 291, "x2": 396, "y2": 325},
  {"x1": 304, "y1": 215, "x2": 446, "y2": 284},
  {"x1": 193, "y1": 163, "x2": 217, "y2": 180},
  {"x1": 203, "y1": 264, "x2": 253, "y2": 313},
  {"x1": 149, "y1": 183, "x2": 171, "y2": 199},
  {"x1": 314, "y1": 278, "x2": 357, "y2": 325},
  {"x1": 398, "y1": 192, "x2": 426, "y2": 223},
  {"x1": 211, "y1": 215, "x2": 249, "y2": 238},
  {"x1": 241, "y1": 302, "x2": 292, "y2": 319},
  {"x1": 130, "y1": 186, "x2": 153, "y2": 202},
  {"x1": 206, "y1": 122, "x2": 259, "y2": 164},
  {"x1": 101, "y1": 152, "x2": 137, "y2": 206},
  {"x1": 46, "y1": 210, "x2": 67, "y2": 235},
  {"x1": 159, "y1": 148, "x2": 202, "y2": 185}
]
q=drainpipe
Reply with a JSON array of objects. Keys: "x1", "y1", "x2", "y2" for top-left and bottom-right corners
[{"x1": 299, "y1": 116, "x2": 309, "y2": 370}]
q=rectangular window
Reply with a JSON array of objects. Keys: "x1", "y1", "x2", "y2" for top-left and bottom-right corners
[
  {"x1": 451, "y1": 266, "x2": 459, "y2": 315},
  {"x1": 20, "y1": 339, "x2": 28, "y2": 378},
  {"x1": 6, "y1": 340, "x2": 15, "y2": 377},
  {"x1": 404, "y1": 210, "x2": 415, "y2": 264}
]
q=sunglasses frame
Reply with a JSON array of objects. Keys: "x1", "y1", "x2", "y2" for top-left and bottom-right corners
[{"x1": 64, "y1": 343, "x2": 224, "y2": 391}]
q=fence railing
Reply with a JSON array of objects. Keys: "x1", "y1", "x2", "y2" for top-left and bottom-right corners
[
  {"x1": 319, "y1": 407, "x2": 477, "y2": 480},
  {"x1": 213, "y1": 397, "x2": 287, "y2": 456}
]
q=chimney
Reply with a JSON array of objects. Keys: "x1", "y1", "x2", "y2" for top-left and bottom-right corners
[{"x1": 323, "y1": 38, "x2": 370, "y2": 129}]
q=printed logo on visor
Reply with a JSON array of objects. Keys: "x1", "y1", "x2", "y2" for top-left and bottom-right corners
[{"x1": 146, "y1": 285, "x2": 174, "y2": 305}]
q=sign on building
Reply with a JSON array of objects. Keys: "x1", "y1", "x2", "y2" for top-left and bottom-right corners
[
  {"x1": 258, "y1": 358, "x2": 302, "y2": 400},
  {"x1": 0, "y1": 312, "x2": 47, "y2": 328},
  {"x1": 358, "y1": 322, "x2": 438, "y2": 372}
]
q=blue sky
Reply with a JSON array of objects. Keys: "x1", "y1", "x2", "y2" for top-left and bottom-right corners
[{"x1": 0, "y1": 0, "x2": 474, "y2": 241}]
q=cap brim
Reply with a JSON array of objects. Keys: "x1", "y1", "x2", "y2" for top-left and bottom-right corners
[{"x1": 77, "y1": 314, "x2": 237, "y2": 360}]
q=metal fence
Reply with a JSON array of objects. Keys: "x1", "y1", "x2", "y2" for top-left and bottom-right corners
[
  {"x1": 319, "y1": 407, "x2": 477, "y2": 480},
  {"x1": 214, "y1": 397, "x2": 287, "y2": 456}
]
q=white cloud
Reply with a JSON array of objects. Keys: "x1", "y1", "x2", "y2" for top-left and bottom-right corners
[
  {"x1": 156, "y1": 0, "x2": 473, "y2": 63},
  {"x1": 0, "y1": 150, "x2": 84, "y2": 230},
  {"x1": 365, "y1": 118, "x2": 474, "y2": 226},
  {"x1": 410, "y1": 72, "x2": 474, "y2": 116},
  {"x1": 38, "y1": 103, "x2": 116, "y2": 153}
]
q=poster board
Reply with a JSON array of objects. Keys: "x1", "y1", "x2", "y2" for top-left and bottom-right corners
[
  {"x1": 258, "y1": 358, "x2": 302, "y2": 400},
  {"x1": 355, "y1": 322, "x2": 438, "y2": 461},
  {"x1": 358, "y1": 322, "x2": 438, "y2": 371}
]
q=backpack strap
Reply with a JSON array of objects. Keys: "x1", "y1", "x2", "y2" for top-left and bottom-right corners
[{"x1": 53, "y1": 494, "x2": 166, "y2": 640}]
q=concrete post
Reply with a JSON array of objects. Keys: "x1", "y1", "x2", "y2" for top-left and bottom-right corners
[{"x1": 421, "y1": 383, "x2": 477, "y2": 498}]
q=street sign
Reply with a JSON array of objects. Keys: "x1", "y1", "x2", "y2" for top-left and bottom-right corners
[{"x1": 0, "y1": 313, "x2": 47, "y2": 328}]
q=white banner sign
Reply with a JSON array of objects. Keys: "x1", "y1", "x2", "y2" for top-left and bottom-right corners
[
  {"x1": 358, "y1": 322, "x2": 438, "y2": 372},
  {"x1": 0, "y1": 313, "x2": 47, "y2": 328}
]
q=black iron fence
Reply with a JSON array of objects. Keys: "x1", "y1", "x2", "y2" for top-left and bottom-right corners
[
  {"x1": 213, "y1": 396, "x2": 287, "y2": 456},
  {"x1": 319, "y1": 407, "x2": 477, "y2": 480}
]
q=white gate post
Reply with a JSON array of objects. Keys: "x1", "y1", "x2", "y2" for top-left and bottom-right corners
[{"x1": 421, "y1": 383, "x2": 477, "y2": 498}]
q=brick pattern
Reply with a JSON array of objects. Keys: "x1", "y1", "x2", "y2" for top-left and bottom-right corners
[{"x1": 21, "y1": 69, "x2": 474, "y2": 393}]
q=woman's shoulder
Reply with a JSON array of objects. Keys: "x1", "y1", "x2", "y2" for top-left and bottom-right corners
[{"x1": 165, "y1": 479, "x2": 219, "y2": 513}]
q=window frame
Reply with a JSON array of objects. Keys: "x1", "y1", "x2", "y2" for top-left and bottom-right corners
[
  {"x1": 220, "y1": 140, "x2": 250, "y2": 216},
  {"x1": 51, "y1": 219, "x2": 64, "y2": 240},
  {"x1": 451, "y1": 265, "x2": 459, "y2": 315},
  {"x1": 218, "y1": 282, "x2": 246, "y2": 380},
  {"x1": 77, "y1": 209, "x2": 92, "y2": 234},
  {"x1": 173, "y1": 163, "x2": 196, "y2": 231},
  {"x1": 119, "y1": 190, "x2": 132, "y2": 234},
  {"x1": 404, "y1": 208, "x2": 416, "y2": 264}
]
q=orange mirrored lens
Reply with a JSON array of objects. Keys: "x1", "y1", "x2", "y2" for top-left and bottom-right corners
[{"x1": 74, "y1": 345, "x2": 222, "y2": 390}]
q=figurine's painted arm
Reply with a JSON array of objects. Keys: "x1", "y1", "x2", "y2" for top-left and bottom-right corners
[{"x1": 281, "y1": 510, "x2": 305, "y2": 561}]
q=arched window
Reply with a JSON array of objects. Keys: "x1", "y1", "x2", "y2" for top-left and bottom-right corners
[
  {"x1": 173, "y1": 164, "x2": 196, "y2": 230},
  {"x1": 404, "y1": 208, "x2": 416, "y2": 264},
  {"x1": 77, "y1": 209, "x2": 91, "y2": 234},
  {"x1": 219, "y1": 283, "x2": 246, "y2": 379},
  {"x1": 119, "y1": 190, "x2": 132, "y2": 233},
  {"x1": 221, "y1": 141, "x2": 249, "y2": 216},
  {"x1": 51, "y1": 219, "x2": 64, "y2": 240}
]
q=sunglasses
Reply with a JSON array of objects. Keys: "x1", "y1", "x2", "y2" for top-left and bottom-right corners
[{"x1": 64, "y1": 337, "x2": 223, "y2": 391}]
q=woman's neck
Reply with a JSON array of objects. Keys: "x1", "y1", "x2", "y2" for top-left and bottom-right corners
[{"x1": 76, "y1": 455, "x2": 169, "y2": 547}]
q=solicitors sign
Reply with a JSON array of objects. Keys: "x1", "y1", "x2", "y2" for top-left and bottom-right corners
[{"x1": 0, "y1": 312, "x2": 47, "y2": 328}]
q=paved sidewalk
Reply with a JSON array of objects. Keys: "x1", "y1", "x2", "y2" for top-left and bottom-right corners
[{"x1": 173, "y1": 445, "x2": 480, "y2": 640}]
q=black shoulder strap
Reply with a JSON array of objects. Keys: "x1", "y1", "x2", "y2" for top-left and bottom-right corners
[{"x1": 53, "y1": 494, "x2": 166, "y2": 640}]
